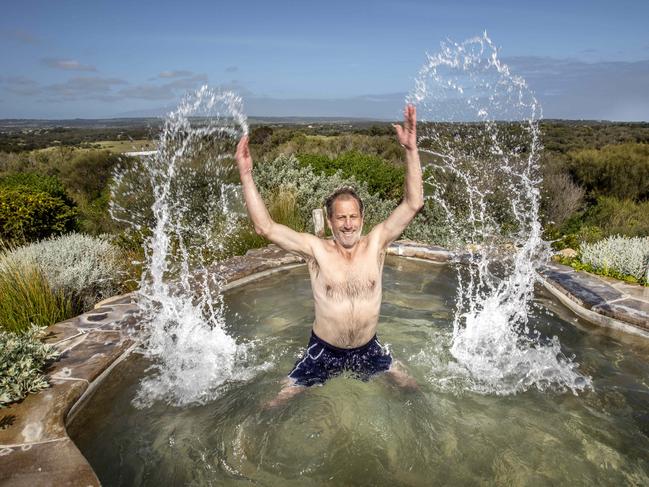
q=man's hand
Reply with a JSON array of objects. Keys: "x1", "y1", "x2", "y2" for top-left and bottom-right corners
[
  {"x1": 393, "y1": 104, "x2": 417, "y2": 151},
  {"x1": 235, "y1": 136, "x2": 253, "y2": 176}
]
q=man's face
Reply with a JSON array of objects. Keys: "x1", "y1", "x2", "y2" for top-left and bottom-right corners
[{"x1": 328, "y1": 197, "x2": 363, "y2": 249}]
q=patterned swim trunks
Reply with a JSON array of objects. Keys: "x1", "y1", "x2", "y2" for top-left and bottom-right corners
[{"x1": 288, "y1": 330, "x2": 393, "y2": 387}]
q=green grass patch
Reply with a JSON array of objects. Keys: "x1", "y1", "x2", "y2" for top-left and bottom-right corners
[
  {"x1": 0, "y1": 261, "x2": 72, "y2": 334},
  {"x1": 93, "y1": 139, "x2": 154, "y2": 153}
]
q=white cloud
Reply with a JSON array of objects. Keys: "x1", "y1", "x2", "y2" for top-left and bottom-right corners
[
  {"x1": 1, "y1": 76, "x2": 42, "y2": 96},
  {"x1": 43, "y1": 77, "x2": 127, "y2": 100},
  {"x1": 158, "y1": 70, "x2": 194, "y2": 79},
  {"x1": 0, "y1": 29, "x2": 39, "y2": 45},
  {"x1": 119, "y1": 73, "x2": 208, "y2": 100},
  {"x1": 2, "y1": 56, "x2": 649, "y2": 120},
  {"x1": 505, "y1": 56, "x2": 649, "y2": 120},
  {"x1": 42, "y1": 58, "x2": 97, "y2": 72}
]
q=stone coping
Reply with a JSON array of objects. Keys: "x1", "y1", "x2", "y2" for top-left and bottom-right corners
[
  {"x1": 1, "y1": 240, "x2": 647, "y2": 485},
  {"x1": 539, "y1": 262, "x2": 649, "y2": 339}
]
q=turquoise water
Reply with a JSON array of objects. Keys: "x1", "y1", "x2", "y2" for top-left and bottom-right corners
[{"x1": 68, "y1": 258, "x2": 649, "y2": 486}]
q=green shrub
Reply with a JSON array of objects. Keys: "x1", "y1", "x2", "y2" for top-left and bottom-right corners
[
  {"x1": 298, "y1": 151, "x2": 405, "y2": 200},
  {"x1": 246, "y1": 153, "x2": 448, "y2": 248},
  {"x1": 582, "y1": 196, "x2": 649, "y2": 237},
  {"x1": 0, "y1": 261, "x2": 71, "y2": 334},
  {"x1": 56, "y1": 151, "x2": 132, "y2": 235},
  {"x1": 580, "y1": 235, "x2": 649, "y2": 282},
  {"x1": 58, "y1": 150, "x2": 125, "y2": 201},
  {"x1": 0, "y1": 187, "x2": 78, "y2": 245},
  {"x1": 0, "y1": 326, "x2": 60, "y2": 408},
  {"x1": 0, "y1": 151, "x2": 126, "y2": 232},
  {"x1": 254, "y1": 154, "x2": 395, "y2": 233},
  {"x1": 75, "y1": 189, "x2": 115, "y2": 235},
  {"x1": 0, "y1": 172, "x2": 73, "y2": 205},
  {"x1": 568, "y1": 143, "x2": 649, "y2": 201},
  {"x1": 220, "y1": 189, "x2": 305, "y2": 257},
  {"x1": 548, "y1": 195, "x2": 649, "y2": 250},
  {"x1": 296, "y1": 153, "x2": 332, "y2": 173},
  {"x1": 1, "y1": 233, "x2": 125, "y2": 312}
]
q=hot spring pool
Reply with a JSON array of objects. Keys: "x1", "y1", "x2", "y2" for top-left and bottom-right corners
[{"x1": 68, "y1": 257, "x2": 649, "y2": 486}]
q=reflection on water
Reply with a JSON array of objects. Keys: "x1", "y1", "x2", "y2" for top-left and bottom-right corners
[{"x1": 69, "y1": 259, "x2": 649, "y2": 486}]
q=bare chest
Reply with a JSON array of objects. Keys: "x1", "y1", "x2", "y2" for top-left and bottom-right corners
[{"x1": 308, "y1": 248, "x2": 384, "y2": 301}]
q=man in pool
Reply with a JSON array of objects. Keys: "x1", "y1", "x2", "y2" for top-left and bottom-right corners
[{"x1": 235, "y1": 104, "x2": 423, "y2": 407}]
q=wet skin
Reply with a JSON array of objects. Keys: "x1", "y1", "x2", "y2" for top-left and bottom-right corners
[{"x1": 309, "y1": 197, "x2": 385, "y2": 349}]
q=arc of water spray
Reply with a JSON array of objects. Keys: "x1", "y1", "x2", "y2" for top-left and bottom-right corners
[
  {"x1": 410, "y1": 33, "x2": 591, "y2": 395},
  {"x1": 110, "y1": 87, "x2": 271, "y2": 408}
]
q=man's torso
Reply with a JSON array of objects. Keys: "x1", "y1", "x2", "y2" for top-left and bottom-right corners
[{"x1": 306, "y1": 234, "x2": 386, "y2": 348}]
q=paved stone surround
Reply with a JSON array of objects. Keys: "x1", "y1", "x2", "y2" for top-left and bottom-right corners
[
  {"x1": 1, "y1": 241, "x2": 647, "y2": 485},
  {"x1": 539, "y1": 262, "x2": 649, "y2": 339}
]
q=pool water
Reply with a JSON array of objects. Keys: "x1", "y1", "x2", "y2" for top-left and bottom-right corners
[{"x1": 68, "y1": 257, "x2": 649, "y2": 486}]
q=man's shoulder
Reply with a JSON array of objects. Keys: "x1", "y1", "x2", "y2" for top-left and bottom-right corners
[
  {"x1": 364, "y1": 227, "x2": 388, "y2": 248},
  {"x1": 312, "y1": 236, "x2": 334, "y2": 249}
]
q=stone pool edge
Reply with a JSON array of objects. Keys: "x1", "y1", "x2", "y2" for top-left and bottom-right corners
[
  {"x1": 538, "y1": 261, "x2": 649, "y2": 340},
  {"x1": 1, "y1": 240, "x2": 647, "y2": 486}
]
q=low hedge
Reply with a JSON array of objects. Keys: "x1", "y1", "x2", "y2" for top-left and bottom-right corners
[
  {"x1": 298, "y1": 151, "x2": 405, "y2": 200},
  {"x1": 0, "y1": 172, "x2": 73, "y2": 205},
  {"x1": 0, "y1": 187, "x2": 78, "y2": 245}
]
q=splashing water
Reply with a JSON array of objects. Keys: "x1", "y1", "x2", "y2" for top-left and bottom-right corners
[
  {"x1": 111, "y1": 87, "x2": 268, "y2": 407},
  {"x1": 409, "y1": 33, "x2": 591, "y2": 395}
]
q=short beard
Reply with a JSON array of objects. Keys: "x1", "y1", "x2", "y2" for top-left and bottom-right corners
[{"x1": 334, "y1": 230, "x2": 360, "y2": 248}]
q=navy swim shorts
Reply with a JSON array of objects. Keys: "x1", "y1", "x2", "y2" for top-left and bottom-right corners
[{"x1": 288, "y1": 331, "x2": 393, "y2": 387}]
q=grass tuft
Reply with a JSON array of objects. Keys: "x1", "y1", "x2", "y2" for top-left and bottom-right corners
[{"x1": 0, "y1": 261, "x2": 71, "y2": 334}]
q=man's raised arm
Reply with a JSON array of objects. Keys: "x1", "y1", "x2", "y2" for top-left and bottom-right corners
[
  {"x1": 370, "y1": 104, "x2": 424, "y2": 248},
  {"x1": 235, "y1": 136, "x2": 317, "y2": 257}
]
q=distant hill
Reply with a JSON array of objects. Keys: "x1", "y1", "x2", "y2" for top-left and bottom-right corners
[{"x1": 0, "y1": 115, "x2": 385, "y2": 131}]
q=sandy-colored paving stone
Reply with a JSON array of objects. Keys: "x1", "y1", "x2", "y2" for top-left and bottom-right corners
[
  {"x1": 604, "y1": 278, "x2": 649, "y2": 301},
  {"x1": 42, "y1": 319, "x2": 83, "y2": 346},
  {"x1": 213, "y1": 254, "x2": 304, "y2": 284},
  {"x1": 542, "y1": 262, "x2": 575, "y2": 274},
  {"x1": 388, "y1": 241, "x2": 453, "y2": 262},
  {"x1": 94, "y1": 292, "x2": 136, "y2": 308},
  {"x1": 47, "y1": 332, "x2": 134, "y2": 384},
  {"x1": 540, "y1": 268, "x2": 624, "y2": 309},
  {"x1": 76, "y1": 304, "x2": 140, "y2": 331},
  {"x1": 0, "y1": 438, "x2": 99, "y2": 486},
  {"x1": 0, "y1": 379, "x2": 86, "y2": 446}
]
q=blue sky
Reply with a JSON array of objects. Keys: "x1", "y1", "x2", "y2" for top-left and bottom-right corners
[{"x1": 1, "y1": 0, "x2": 648, "y2": 120}]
